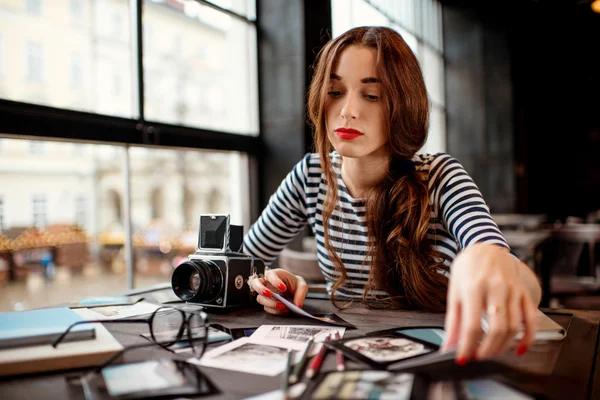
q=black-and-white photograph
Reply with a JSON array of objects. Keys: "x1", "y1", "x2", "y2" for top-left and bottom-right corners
[
  {"x1": 191, "y1": 337, "x2": 299, "y2": 376},
  {"x1": 344, "y1": 336, "x2": 429, "y2": 362},
  {"x1": 267, "y1": 326, "x2": 330, "y2": 341},
  {"x1": 310, "y1": 370, "x2": 415, "y2": 400}
]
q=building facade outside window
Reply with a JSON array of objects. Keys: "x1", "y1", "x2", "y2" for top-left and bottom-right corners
[
  {"x1": 29, "y1": 141, "x2": 45, "y2": 154},
  {"x1": 75, "y1": 196, "x2": 86, "y2": 230},
  {"x1": 32, "y1": 194, "x2": 47, "y2": 230},
  {"x1": 0, "y1": 197, "x2": 4, "y2": 231},
  {"x1": 26, "y1": 0, "x2": 42, "y2": 15},
  {"x1": 70, "y1": 0, "x2": 84, "y2": 17},
  {"x1": 0, "y1": 34, "x2": 4, "y2": 76},
  {"x1": 25, "y1": 42, "x2": 44, "y2": 83},
  {"x1": 70, "y1": 53, "x2": 84, "y2": 90}
]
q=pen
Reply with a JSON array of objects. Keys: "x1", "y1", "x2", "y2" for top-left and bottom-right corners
[
  {"x1": 281, "y1": 349, "x2": 293, "y2": 400},
  {"x1": 289, "y1": 336, "x2": 314, "y2": 384},
  {"x1": 334, "y1": 331, "x2": 345, "y2": 371},
  {"x1": 305, "y1": 334, "x2": 331, "y2": 379}
]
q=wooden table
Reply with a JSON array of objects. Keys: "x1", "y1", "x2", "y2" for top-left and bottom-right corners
[{"x1": 0, "y1": 299, "x2": 599, "y2": 399}]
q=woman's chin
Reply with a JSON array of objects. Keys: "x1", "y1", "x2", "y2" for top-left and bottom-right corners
[{"x1": 332, "y1": 142, "x2": 366, "y2": 159}]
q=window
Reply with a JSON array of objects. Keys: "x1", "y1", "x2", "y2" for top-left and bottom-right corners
[
  {"x1": 143, "y1": 0, "x2": 259, "y2": 135},
  {"x1": 0, "y1": 197, "x2": 4, "y2": 231},
  {"x1": 70, "y1": 0, "x2": 84, "y2": 17},
  {"x1": 0, "y1": 0, "x2": 258, "y2": 311},
  {"x1": 32, "y1": 194, "x2": 47, "y2": 230},
  {"x1": 25, "y1": 0, "x2": 42, "y2": 15},
  {"x1": 331, "y1": 0, "x2": 446, "y2": 153},
  {"x1": 0, "y1": 34, "x2": 4, "y2": 76},
  {"x1": 70, "y1": 53, "x2": 84, "y2": 90},
  {"x1": 29, "y1": 141, "x2": 45, "y2": 154},
  {"x1": 75, "y1": 196, "x2": 86, "y2": 229},
  {"x1": 112, "y1": 12, "x2": 122, "y2": 38},
  {"x1": 26, "y1": 42, "x2": 44, "y2": 83},
  {"x1": 3, "y1": 0, "x2": 132, "y2": 115},
  {"x1": 112, "y1": 72, "x2": 121, "y2": 96}
]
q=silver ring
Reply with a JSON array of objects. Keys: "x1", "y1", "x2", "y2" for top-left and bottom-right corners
[{"x1": 487, "y1": 305, "x2": 506, "y2": 316}]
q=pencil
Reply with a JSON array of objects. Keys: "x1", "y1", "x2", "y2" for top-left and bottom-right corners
[
  {"x1": 305, "y1": 334, "x2": 331, "y2": 379},
  {"x1": 334, "y1": 331, "x2": 345, "y2": 371},
  {"x1": 289, "y1": 336, "x2": 314, "y2": 384},
  {"x1": 281, "y1": 349, "x2": 293, "y2": 400}
]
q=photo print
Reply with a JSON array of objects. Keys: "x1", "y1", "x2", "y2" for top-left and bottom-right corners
[
  {"x1": 344, "y1": 337, "x2": 429, "y2": 362},
  {"x1": 267, "y1": 326, "x2": 331, "y2": 341},
  {"x1": 250, "y1": 325, "x2": 346, "y2": 354},
  {"x1": 326, "y1": 329, "x2": 438, "y2": 369},
  {"x1": 190, "y1": 337, "x2": 300, "y2": 376},
  {"x1": 305, "y1": 370, "x2": 418, "y2": 400}
]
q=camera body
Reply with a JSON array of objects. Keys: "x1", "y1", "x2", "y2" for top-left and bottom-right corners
[{"x1": 171, "y1": 214, "x2": 265, "y2": 310}]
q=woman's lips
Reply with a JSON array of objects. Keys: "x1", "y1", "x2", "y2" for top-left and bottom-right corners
[{"x1": 335, "y1": 128, "x2": 363, "y2": 140}]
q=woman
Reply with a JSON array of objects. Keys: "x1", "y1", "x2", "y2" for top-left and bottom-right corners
[{"x1": 244, "y1": 26, "x2": 541, "y2": 364}]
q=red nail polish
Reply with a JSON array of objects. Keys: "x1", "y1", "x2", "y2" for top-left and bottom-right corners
[
  {"x1": 262, "y1": 289, "x2": 272, "y2": 297},
  {"x1": 278, "y1": 283, "x2": 287, "y2": 292},
  {"x1": 516, "y1": 344, "x2": 528, "y2": 357},
  {"x1": 276, "y1": 302, "x2": 286, "y2": 309},
  {"x1": 456, "y1": 357, "x2": 468, "y2": 366}
]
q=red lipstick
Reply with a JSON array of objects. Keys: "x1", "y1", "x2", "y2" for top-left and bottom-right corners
[{"x1": 335, "y1": 128, "x2": 363, "y2": 140}]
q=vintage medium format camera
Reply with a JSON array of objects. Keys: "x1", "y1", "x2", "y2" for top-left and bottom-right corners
[{"x1": 171, "y1": 214, "x2": 266, "y2": 310}]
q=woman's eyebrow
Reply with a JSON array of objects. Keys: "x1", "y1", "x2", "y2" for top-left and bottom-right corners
[
  {"x1": 329, "y1": 73, "x2": 380, "y2": 84},
  {"x1": 361, "y1": 77, "x2": 380, "y2": 83}
]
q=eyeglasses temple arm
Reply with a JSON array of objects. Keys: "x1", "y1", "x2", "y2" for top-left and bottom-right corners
[{"x1": 52, "y1": 319, "x2": 149, "y2": 348}]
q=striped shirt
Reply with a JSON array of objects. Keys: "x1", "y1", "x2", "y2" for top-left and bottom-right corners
[{"x1": 243, "y1": 151, "x2": 509, "y2": 299}]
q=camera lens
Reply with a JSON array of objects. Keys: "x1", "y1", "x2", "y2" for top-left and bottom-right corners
[
  {"x1": 171, "y1": 259, "x2": 223, "y2": 303},
  {"x1": 190, "y1": 272, "x2": 200, "y2": 292}
]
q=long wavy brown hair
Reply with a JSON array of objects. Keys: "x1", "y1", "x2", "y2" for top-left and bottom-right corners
[{"x1": 307, "y1": 26, "x2": 449, "y2": 312}]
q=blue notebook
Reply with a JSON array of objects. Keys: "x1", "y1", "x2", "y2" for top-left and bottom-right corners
[{"x1": 0, "y1": 307, "x2": 96, "y2": 349}]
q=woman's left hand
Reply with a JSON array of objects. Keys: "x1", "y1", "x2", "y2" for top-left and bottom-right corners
[{"x1": 442, "y1": 243, "x2": 539, "y2": 363}]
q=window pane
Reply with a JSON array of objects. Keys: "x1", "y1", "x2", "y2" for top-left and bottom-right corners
[
  {"x1": 0, "y1": 137, "x2": 128, "y2": 311},
  {"x1": 0, "y1": 33, "x2": 4, "y2": 78},
  {"x1": 332, "y1": 0, "x2": 390, "y2": 37},
  {"x1": 143, "y1": 0, "x2": 259, "y2": 135},
  {"x1": 422, "y1": 45, "x2": 444, "y2": 106},
  {"x1": 0, "y1": 137, "x2": 251, "y2": 311},
  {"x1": 127, "y1": 146, "x2": 250, "y2": 286},
  {"x1": 420, "y1": 104, "x2": 446, "y2": 154},
  {"x1": 202, "y1": 0, "x2": 256, "y2": 20},
  {"x1": 0, "y1": 0, "x2": 133, "y2": 118}
]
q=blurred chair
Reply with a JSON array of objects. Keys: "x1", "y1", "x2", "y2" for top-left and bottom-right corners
[
  {"x1": 586, "y1": 209, "x2": 600, "y2": 224},
  {"x1": 546, "y1": 223, "x2": 600, "y2": 309},
  {"x1": 492, "y1": 213, "x2": 547, "y2": 231}
]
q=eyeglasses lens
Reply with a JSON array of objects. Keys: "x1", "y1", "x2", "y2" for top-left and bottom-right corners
[
  {"x1": 187, "y1": 313, "x2": 208, "y2": 358},
  {"x1": 151, "y1": 309, "x2": 185, "y2": 345}
]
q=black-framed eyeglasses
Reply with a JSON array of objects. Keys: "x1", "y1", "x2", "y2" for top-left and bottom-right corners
[
  {"x1": 53, "y1": 306, "x2": 211, "y2": 361},
  {"x1": 58, "y1": 307, "x2": 212, "y2": 400}
]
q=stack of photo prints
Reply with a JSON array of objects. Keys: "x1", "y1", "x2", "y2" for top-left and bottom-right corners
[
  {"x1": 179, "y1": 302, "x2": 537, "y2": 400},
  {"x1": 310, "y1": 326, "x2": 539, "y2": 400}
]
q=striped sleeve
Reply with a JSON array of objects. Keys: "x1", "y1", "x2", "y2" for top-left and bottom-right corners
[
  {"x1": 431, "y1": 154, "x2": 509, "y2": 250},
  {"x1": 242, "y1": 154, "x2": 310, "y2": 265}
]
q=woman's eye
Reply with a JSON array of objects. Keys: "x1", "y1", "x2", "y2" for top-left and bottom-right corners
[
  {"x1": 365, "y1": 94, "x2": 379, "y2": 101},
  {"x1": 327, "y1": 91, "x2": 342, "y2": 98}
]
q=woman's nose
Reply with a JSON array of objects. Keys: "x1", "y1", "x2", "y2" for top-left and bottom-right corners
[{"x1": 341, "y1": 95, "x2": 358, "y2": 120}]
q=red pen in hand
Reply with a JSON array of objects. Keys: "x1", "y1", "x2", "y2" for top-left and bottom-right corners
[
  {"x1": 334, "y1": 331, "x2": 345, "y2": 371},
  {"x1": 305, "y1": 334, "x2": 330, "y2": 379}
]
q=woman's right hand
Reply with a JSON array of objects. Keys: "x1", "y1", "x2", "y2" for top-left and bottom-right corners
[{"x1": 248, "y1": 268, "x2": 308, "y2": 315}]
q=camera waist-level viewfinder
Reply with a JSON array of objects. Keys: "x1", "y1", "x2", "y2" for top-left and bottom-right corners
[{"x1": 171, "y1": 215, "x2": 265, "y2": 310}]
